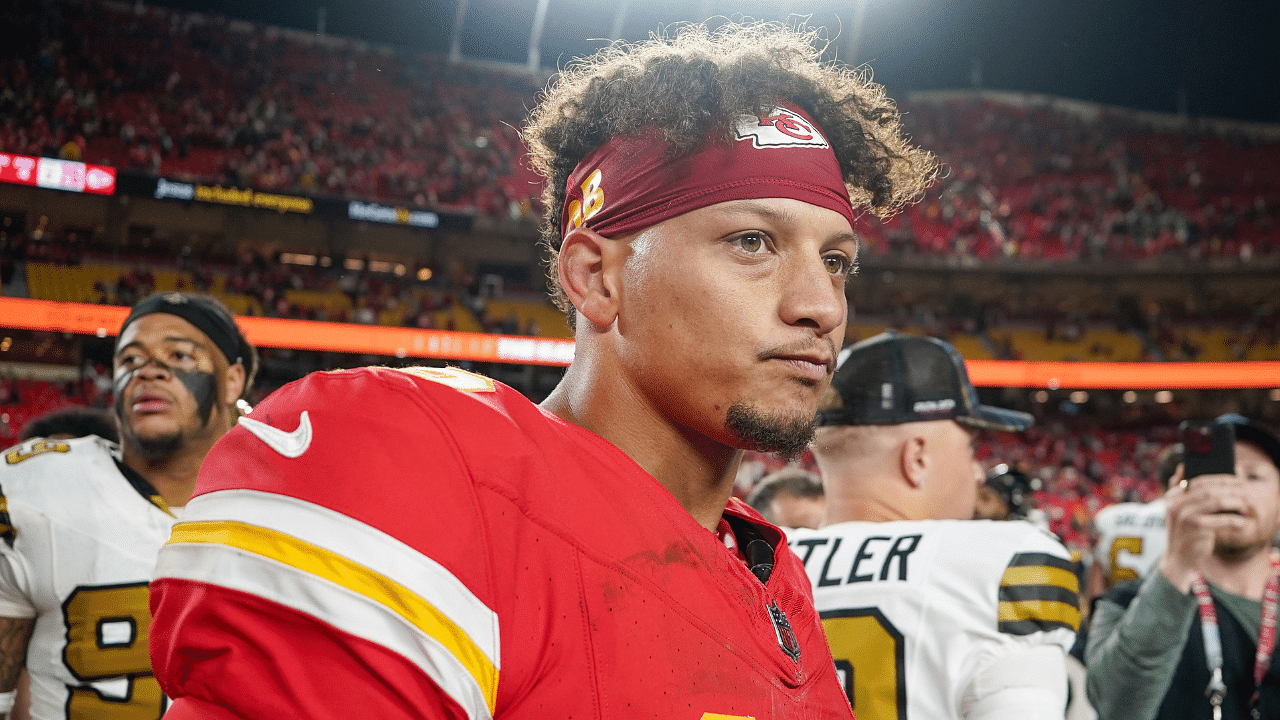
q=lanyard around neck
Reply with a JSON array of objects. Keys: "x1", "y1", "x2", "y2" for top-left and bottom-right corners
[{"x1": 1191, "y1": 554, "x2": 1280, "y2": 719}]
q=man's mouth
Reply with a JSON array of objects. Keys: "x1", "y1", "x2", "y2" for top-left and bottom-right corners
[
  {"x1": 131, "y1": 391, "x2": 173, "y2": 414},
  {"x1": 773, "y1": 355, "x2": 833, "y2": 383}
]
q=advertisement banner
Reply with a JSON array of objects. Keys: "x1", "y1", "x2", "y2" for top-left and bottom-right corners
[
  {"x1": 151, "y1": 177, "x2": 313, "y2": 214},
  {"x1": 133, "y1": 175, "x2": 474, "y2": 230},
  {"x1": 0, "y1": 153, "x2": 116, "y2": 195}
]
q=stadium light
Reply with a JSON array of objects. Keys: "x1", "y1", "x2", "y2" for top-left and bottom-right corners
[
  {"x1": 843, "y1": 0, "x2": 869, "y2": 66},
  {"x1": 609, "y1": 0, "x2": 631, "y2": 40},
  {"x1": 449, "y1": 0, "x2": 470, "y2": 64},
  {"x1": 527, "y1": 0, "x2": 552, "y2": 73}
]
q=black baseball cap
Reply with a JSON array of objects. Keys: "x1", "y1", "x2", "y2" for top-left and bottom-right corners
[
  {"x1": 1216, "y1": 414, "x2": 1280, "y2": 470},
  {"x1": 815, "y1": 330, "x2": 1033, "y2": 432}
]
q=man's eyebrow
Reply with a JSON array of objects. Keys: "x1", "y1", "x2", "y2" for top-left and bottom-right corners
[
  {"x1": 114, "y1": 336, "x2": 205, "y2": 356},
  {"x1": 716, "y1": 200, "x2": 860, "y2": 245},
  {"x1": 715, "y1": 199, "x2": 799, "y2": 225},
  {"x1": 829, "y1": 231, "x2": 860, "y2": 248}
]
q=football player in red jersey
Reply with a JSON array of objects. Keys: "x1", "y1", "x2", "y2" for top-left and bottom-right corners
[{"x1": 149, "y1": 22, "x2": 937, "y2": 720}]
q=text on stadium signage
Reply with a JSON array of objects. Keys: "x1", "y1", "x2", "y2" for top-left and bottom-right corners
[{"x1": 153, "y1": 178, "x2": 313, "y2": 214}]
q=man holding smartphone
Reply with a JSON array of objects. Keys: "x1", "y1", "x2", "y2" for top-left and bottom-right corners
[{"x1": 1086, "y1": 414, "x2": 1280, "y2": 720}]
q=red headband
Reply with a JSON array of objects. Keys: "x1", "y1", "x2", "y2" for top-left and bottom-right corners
[{"x1": 560, "y1": 105, "x2": 856, "y2": 240}]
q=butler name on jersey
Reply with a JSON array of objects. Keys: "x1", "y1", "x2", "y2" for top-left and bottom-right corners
[
  {"x1": 1090, "y1": 499, "x2": 1166, "y2": 588},
  {"x1": 789, "y1": 519, "x2": 1080, "y2": 720},
  {"x1": 0, "y1": 435, "x2": 177, "y2": 720}
]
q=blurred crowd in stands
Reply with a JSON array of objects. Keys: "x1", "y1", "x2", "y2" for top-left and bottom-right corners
[
  {"x1": 859, "y1": 98, "x2": 1280, "y2": 264},
  {"x1": 2, "y1": 0, "x2": 1279, "y2": 263},
  {"x1": 0, "y1": 0, "x2": 541, "y2": 218}
]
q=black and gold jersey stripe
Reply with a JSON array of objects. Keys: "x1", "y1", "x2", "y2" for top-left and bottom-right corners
[{"x1": 998, "y1": 551, "x2": 1081, "y2": 635}]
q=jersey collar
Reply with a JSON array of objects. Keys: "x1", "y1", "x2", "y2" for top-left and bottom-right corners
[{"x1": 112, "y1": 458, "x2": 176, "y2": 517}]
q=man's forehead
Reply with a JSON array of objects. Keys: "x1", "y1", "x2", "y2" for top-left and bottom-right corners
[
  {"x1": 701, "y1": 197, "x2": 856, "y2": 237},
  {"x1": 1237, "y1": 439, "x2": 1280, "y2": 470},
  {"x1": 116, "y1": 313, "x2": 211, "y2": 350}
]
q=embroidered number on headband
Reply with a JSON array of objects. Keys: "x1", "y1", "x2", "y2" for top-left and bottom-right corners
[{"x1": 567, "y1": 169, "x2": 605, "y2": 231}]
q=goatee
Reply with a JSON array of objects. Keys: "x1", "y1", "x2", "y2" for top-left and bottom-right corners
[{"x1": 725, "y1": 402, "x2": 815, "y2": 461}]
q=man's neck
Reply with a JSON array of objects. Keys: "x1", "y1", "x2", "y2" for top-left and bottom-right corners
[
  {"x1": 541, "y1": 366, "x2": 739, "y2": 533},
  {"x1": 1202, "y1": 546, "x2": 1276, "y2": 601},
  {"x1": 824, "y1": 496, "x2": 914, "y2": 525},
  {"x1": 121, "y1": 438, "x2": 213, "y2": 509}
]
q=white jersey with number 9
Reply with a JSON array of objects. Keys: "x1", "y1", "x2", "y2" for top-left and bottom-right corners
[{"x1": 0, "y1": 436, "x2": 176, "y2": 720}]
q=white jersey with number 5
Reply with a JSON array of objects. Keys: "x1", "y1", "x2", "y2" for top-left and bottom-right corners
[
  {"x1": 789, "y1": 519, "x2": 1079, "y2": 720},
  {"x1": 0, "y1": 435, "x2": 175, "y2": 720},
  {"x1": 1091, "y1": 499, "x2": 1166, "y2": 588}
]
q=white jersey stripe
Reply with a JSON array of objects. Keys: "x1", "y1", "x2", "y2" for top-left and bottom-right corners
[
  {"x1": 155, "y1": 542, "x2": 495, "y2": 720},
  {"x1": 173, "y1": 488, "x2": 499, "y2": 667}
]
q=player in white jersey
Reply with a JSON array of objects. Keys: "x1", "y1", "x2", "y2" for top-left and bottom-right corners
[
  {"x1": 0, "y1": 293, "x2": 255, "y2": 720},
  {"x1": 1086, "y1": 443, "x2": 1182, "y2": 597},
  {"x1": 799, "y1": 331, "x2": 1079, "y2": 720}
]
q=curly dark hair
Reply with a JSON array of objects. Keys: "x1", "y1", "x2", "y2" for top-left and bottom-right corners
[{"x1": 522, "y1": 21, "x2": 938, "y2": 316}]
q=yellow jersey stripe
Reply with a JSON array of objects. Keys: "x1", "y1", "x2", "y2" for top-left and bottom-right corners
[
  {"x1": 1000, "y1": 565, "x2": 1079, "y2": 592},
  {"x1": 998, "y1": 599, "x2": 1081, "y2": 631},
  {"x1": 169, "y1": 520, "x2": 498, "y2": 712}
]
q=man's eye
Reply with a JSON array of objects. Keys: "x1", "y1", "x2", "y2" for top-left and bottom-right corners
[
  {"x1": 735, "y1": 233, "x2": 766, "y2": 253},
  {"x1": 823, "y1": 254, "x2": 853, "y2": 275}
]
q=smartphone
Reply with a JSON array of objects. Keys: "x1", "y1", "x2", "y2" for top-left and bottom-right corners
[{"x1": 1180, "y1": 419, "x2": 1236, "y2": 481}]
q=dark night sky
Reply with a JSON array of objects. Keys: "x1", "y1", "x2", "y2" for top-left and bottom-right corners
[{"x1": 154, "y1": 0, "x2": 1280, "y2": 124}]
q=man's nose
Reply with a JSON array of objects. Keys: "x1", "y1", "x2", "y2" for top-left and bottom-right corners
[
  {"x1": 135, "y1": 358, "x2": 173, "y2": 379},
  {"x1": 779, "y1": 257, "x2": 845, "y2": 336}
]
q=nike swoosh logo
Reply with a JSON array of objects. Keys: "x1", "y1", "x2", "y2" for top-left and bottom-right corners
[{"x1": 238, "y1": 411, "x2": 312, "y2": 458}]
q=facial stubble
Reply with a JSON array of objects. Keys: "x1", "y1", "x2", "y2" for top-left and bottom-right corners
[{"x1": 725, "y1": 402, "x2": 815, "y2": 461}]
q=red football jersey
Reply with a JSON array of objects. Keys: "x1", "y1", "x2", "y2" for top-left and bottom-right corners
[{"x1": 150, "y1": 366, "x2": 853, "y2": 720}]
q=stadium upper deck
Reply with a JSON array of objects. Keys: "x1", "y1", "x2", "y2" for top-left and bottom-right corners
[{"x1": 2, "y1": 0, "x2": 1278, "y2": 264}]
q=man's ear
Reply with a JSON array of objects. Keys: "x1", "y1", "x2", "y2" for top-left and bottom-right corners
[
  {"x1": 222, "y1": 362, "x2": 246, "y2": 408},
  {"x1": 558, "y1": 226, "x2": 623, "y2": 329},
  {"x1": 900, "y1": 434, "x2": 929, "y2": 488}
]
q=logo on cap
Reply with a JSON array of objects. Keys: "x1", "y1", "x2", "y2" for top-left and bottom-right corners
[
  {"x1": 163, "y1": 292, "x2": 189, "y2": 305},
  {"x1": 735, "y1": 107, "x2": 830, "y2": 149},
  {"x1": 913, "y1": 398, "x2": 957, "y2": 414}
]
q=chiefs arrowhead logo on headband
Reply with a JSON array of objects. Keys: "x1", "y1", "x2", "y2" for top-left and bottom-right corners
[
  {"x1": 735, "y1": 108, "x2": 831, "y2": 149},
  {"x1": 560, "y1": 104, "x2": 856, "y2": 240}
]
